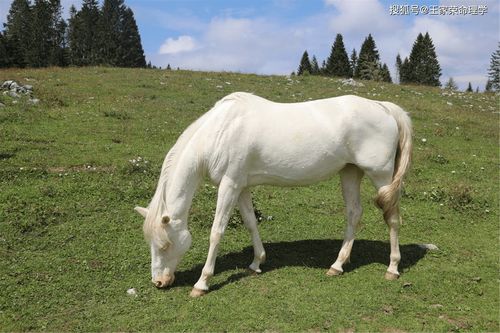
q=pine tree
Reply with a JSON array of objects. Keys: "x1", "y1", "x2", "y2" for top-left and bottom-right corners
[
  {"x1": 381, "y1": 63, "x2": 392, "y2": 83},
  {"x1": 297, "y1": 50, "x2": 312, "y2": 75},
  {"x1": 67, "y1": 5, "x2": 81, "y2": 64},
  {"x1": 68, "y1": 0, "x2": 100, "y2": 65},
  {"x1": 97, "y1": 0, "x2": 125, "y2": 65},
  {"x1": 0, "y1": 32, "x2": 8, "y2": 67},
  {"x1": 466, "y1": 82, "x2": 473, "y2": 92},
  {"x1": 487, "y1": 43, "x2": 500, "y2": 91},
  {"x1": 47, "y1": 0, "x2": 68, "y2": 66},
  {"x1": 325, "y1": 34, "x2": 351, "y2": 77},
  {"x1": 355, "y1": 34, "x2": 380, "y2": 80},
  {"x1": 399, "y1": 57, "x2": 411, "y2": 83},
  {"x1": 395, "y1": 54, "x2": 402, "y2": 83},
  {"x1": 119, "y1": 7, "x2": 146, "y2": 67},
  {"x1": 444, "y1": 77, "x2": 458, "y2": 91},
  {"x1": 485, "y1": 80, "x2": 493, "y2": 92},
  {"x1": 405, "y1": 32, "x2": 441, "y2": 86},
  {"x1": 3, "y1": 0, "x2": 32, "y2": 67},
  {"x1": 350, "y1": 49, "x2": 357, "y2": 78},
  {"x1": 29, "y1": 0, "x2": 53, "y2": 67},
  {"x1": 310, "y1": 55, "x2": 320, "y2": 75}
]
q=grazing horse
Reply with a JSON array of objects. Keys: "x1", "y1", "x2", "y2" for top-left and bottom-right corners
[{"x1": 134, "y1": 92, "x2": 412, "y2": 297}]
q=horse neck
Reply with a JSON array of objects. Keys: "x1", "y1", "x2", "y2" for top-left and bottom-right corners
[{"x1": 160, "y1": 147, "x2": 203, "y2": 223}]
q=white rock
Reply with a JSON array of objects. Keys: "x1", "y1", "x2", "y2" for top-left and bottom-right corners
[
  {"x1": 418, "y1": 243, "x2": 439, "y2": 251},
  {"x1": 8, "y1": 91, "x2": 20, "y2": 98},
  {"x1": 9, "y1": 82, "x2": 19, "y2": 90},
  {"x1": 127, "y1": 288, "x2": 137, "y2": 296},
  {"x1": 28, "y1": 98, "x2": 40, "y2": 105},
  {"x1": 1, "y1": 80, "x2": 13, "y2": 89}
]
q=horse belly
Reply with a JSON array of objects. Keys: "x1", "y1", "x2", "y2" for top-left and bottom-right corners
[{"x1": 246, "y1": 134, "x2": 349, "y2": 186}]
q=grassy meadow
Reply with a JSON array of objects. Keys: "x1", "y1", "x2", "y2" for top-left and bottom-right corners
[{"x1": 0, "y1": 67, "x2": 498, "y2": 332}]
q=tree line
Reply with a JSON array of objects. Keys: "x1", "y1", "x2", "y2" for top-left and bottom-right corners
[
  {"x1": 297, "y1": 32, "x2": 441, "y2": 86},
  {"x1": 298, "y1": 32, "x2": 500, "y2": 92},
  {"x1": 297, "y1": 33, "x2": 394, "y2": 83},
  {"x1": 0, "y1": 0, "x2": 146, "y2": 68}
]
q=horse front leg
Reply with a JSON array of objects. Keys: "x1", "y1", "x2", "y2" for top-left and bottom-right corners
[
  {"x1": 191, "y1": 176, "x2": 242, "y2": 297},
  {"x1": 327, "y1": 164, "x2": 363, "y2": 276},
  {"x1": 238, "y1": 189, "x2": 266, "y2": 273}
]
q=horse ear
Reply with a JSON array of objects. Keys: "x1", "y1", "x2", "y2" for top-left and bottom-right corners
[
  {"x1": 161, "y1": 215, "x2": 170, "y2": 224},
  {"x1": 134, "y1": 206, "x2": 149, "y2": 218}
]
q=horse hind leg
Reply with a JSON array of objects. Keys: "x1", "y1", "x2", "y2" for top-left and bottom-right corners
[
  {"x1": 366, "y1": 170, "x2": 402, "y2": 280},
  {"x1": 327, "y1": 164, "x2": 363, "y2": 276},
  {"x1": 238, "y1": 189, "x2": 266, "y2": 273}
]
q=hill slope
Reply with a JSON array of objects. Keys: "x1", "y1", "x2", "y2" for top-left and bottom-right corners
[{"x1": 0, "y1": 67, "x2": 498, "y2": 331}]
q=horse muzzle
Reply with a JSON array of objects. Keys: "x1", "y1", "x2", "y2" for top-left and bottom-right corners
[{"x1": 153, "y1": 274, "x2": 175, "y2": 288}]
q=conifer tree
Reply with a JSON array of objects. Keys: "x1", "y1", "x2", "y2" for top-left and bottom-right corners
[
  {"x1": 355, "y1": 34, "x2": 380, "y2": 80},
  {"x1": 466, "y1": 82, "x2": 473, "y2": 92},
  {"x1": 395, "y1": 54, "x2": 402, "y2": 83},
  {"x1": 444, "y1": 77, "x2": 458, "y2": 91},
  {"x1": 405, "y1": 32, "x2": 441, "y2": 86},
  {"x1": 325, "y1": 34, "x2": 351, "y2": 77},
  {"x1": 485, "y1": 80, "x2": 492, "y2": 92},
  {"x1": 399, "y1": 57, "x2": 411, "y2": 83},
  {"x1": 67, "y1": 5, "x2": 82, "y2": 64},
  {"x1": 3, "y1": 0, "x2": 32, "y2": 67},
  {"x1": 0, "y1": 33, "x2": 8, "y2": 67},
  {"x1": 350, "y1": 49, "x2": 357, "y2": 78},
  {"x1": 297, "y1": 50, "x2": 312, "y2": 75},
  {"x1": 310, "y1": 55, "x2": 320, "y2": 75},
  {"x1": 68, "y1": 0, "x2": 100, "y2": 65},
  {"x1": 48, "y1": 0, "x2": 68, "y2": 66},
  {"x1": 97, "y1": 0, "x2": 125, "y2": 65},
  {"x1": 119, "y1": 7, "x2": 146, "y2": 67},
  {"x1": 29, "y1": 0, "x2": 53, "y2": 67},
  {"x1": 381, "y1": 63, "x2": 392, "y2": 83},
  {"x1": 487, "y1": 43, "x2": 500, "y2": 91}
]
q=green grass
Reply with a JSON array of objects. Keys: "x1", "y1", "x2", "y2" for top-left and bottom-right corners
[{"x1": 0, "y1": 67, "x2": 498, "y2": 332}]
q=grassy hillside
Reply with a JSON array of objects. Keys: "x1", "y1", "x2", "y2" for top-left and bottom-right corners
[{"x1": 0, "y1": 67, "x2": 498, "y2": 332}]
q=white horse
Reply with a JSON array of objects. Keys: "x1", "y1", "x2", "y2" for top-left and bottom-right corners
[{"x1": 134, "y1": 92, "x2": 412, "y2": 297}]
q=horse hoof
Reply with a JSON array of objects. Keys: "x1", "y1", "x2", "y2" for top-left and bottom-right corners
[
  {"x1": 189, "y1": 288, "x2": 207, "y2": 298},
  {"x1": 247, "y1": 268, "x2": 261, "y2": 275},
  {"x1": 385, "y1": 271, "x2": 400, "y2": 280},
  {"x1": 326, "y1": 267, "x2": 343, "y2": 276}
]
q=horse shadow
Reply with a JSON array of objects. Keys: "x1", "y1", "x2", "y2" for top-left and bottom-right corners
[{"x1": 172, "y1": 239, "x2": 428, "y2": 291}]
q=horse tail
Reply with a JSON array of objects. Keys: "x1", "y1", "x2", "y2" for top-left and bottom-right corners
[{"x1": 375, "y1": 102, "x2": 413, "y2": 219}]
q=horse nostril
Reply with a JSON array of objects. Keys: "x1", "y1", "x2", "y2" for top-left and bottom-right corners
[{"x1": 154, "y1": 281, "x2": 163, "y2": 288}]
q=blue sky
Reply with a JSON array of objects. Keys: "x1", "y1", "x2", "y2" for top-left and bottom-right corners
[{"x1": 1, "y1": 0, "x2": 498, "y2": 89}]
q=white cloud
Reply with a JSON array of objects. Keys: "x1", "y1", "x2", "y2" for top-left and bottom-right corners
[
  {"x1": 131, "y1": 6, "x2": 206, "y2": 33},
  {"x1": 152, "y1": 16, "x2": 315, "y2": 74},
  {"x1": 325, "y1": 0, "x2": 400, "y2": 35},
  {"x1": 159, "y1": 36, "x2": 197, "y2": 54}
]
